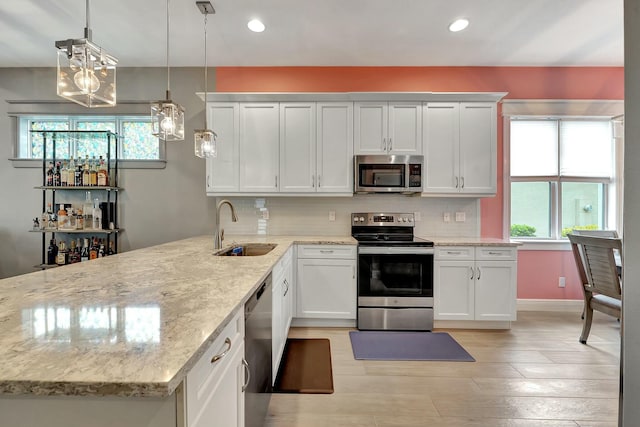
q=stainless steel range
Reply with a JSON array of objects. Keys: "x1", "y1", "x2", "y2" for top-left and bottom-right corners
[{"x1": 352, "y1": 212, "x2": 434, "y2": 331}]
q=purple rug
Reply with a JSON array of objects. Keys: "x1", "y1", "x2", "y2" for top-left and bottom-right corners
[{"x1": 349, "y1": 331, "x2": 475, "y2": 362}]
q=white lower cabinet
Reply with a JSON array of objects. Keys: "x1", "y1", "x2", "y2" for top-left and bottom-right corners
[
  {"x1": 184, "y1": 310, "x2": 245, "y2": 427},
  {"x1": 434, "y1": 246, "x2": 517, "y2": 321},
  {"x1": 296, "y1": 245, "x2": 357, "y2": 319},
  {"x1": 272, "y1": 247, "x2": 294, "y2": 383}
]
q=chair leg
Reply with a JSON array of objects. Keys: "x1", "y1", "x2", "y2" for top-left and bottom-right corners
[{"x1": 580, "y1": 305, "x2": 594, "y2": 344}]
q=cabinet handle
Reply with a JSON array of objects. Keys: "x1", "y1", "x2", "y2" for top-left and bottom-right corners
[
  {"x1": 283, "y1": 278, "x2": 289, "y2": 296},
  {"x1": 352, "y1": 265, "x2": 356, "y2": 279},
  {"x1": 470, "y1": 267, "x2": 475, "y2": 280},
  {"x1": 461, "y1": 176, "x2": 465, "y2": 189},
  {"x1": 275, "y1": 176, "x2": 278, "y2": 188},
  {"x1": 312, "y1": 175, "x2": 315, "y2": 187},
  {"x1": 447, "y1": 251, "x2": 462, "y2": 255},
  {"x1": 241, "y1": 358, "x2": 250, "y2": 392},
  {"x1": 477, "y1": 267, "x2": 481, "y2": 280},
  {"x1": 318, "y1": 175, "x2": 321, "y2": 188},
  {"x1": 320, "y1": 249, "x2": 334, "y2": 254},
  {"x1": 455, "y1": 176, "x2": 459, "y2": 188},
  {"x1": 211, "y1": 337, "x2": 232, "y2": 363},
  {"x1": 382, "y1": 138, "x2": 386, "y2": 151},
  {"x1": 488, "y1": 251, "x2": 502, "y2": 255},
  {"x1": 388, "y1": 138, "x2": 392, "y2": 151},
  {"x1": 207, "y1": 174, "x2": 210, "y2": 188}
]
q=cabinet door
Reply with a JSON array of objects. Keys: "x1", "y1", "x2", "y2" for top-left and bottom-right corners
[
  {"x1": 283, "y1": 254, "x2": 294, "y2": 332},
  {"x1": 279, "y1": 103, "x2": 316, "y2": 193},
  {"x1": 239, "y1": 103, "x2": 279, "y2": 192},
  {"x1": 296, "y1": 258, "x2": 357, "y2": 319},
  {"x1": 354, "y1": 102, "x2": 388, "y2": 154},
  {"x1": 474, "y1": 260, "x2": 517, "y2": 321},
  {"x1": 423, "y1": 103, "x2": 460, "y2": 193},
  {"x1": 316, "y1": 102, "x2": 354, "y2": 193},
  {"x1": 271, "y1": 275, "x2": 283, "y2": 382},
  {"x1": 388, "y1": 103, "x2": 422, "y2": 154},
  {"x1": 434, "y1": 260, "x2": 475, "y2": 320},
  {"x1": 459, "y1": 102, "x2": 496, "y2": 194},
  {"x1": 206, "y1": 103, "x2": 239, "y2": 193}
]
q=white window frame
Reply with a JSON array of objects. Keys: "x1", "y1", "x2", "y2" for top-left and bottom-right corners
[
  {"x1": 12, "y1": 115, "x2": 167, "y2": 169},
  {"x1": 505, "y1": 114, "x2": 622, "y2": 250}
]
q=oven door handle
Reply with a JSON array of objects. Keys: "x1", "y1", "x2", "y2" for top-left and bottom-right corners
[{"x1": 358, "y1": 247, "x2": 434, "y2": 255}]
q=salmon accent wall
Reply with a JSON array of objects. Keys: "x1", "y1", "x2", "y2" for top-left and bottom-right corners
[{"x1": 215, "y1": 66, "x2": 624, "y2": 300}]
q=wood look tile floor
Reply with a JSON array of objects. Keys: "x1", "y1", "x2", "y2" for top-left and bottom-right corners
[{"x1": 265, "y1": 311, "x2": 620, "y2": 427}]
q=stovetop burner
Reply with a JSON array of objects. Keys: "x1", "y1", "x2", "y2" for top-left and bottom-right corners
[{"x1": 351, "y1": 212, "x2": 434, "y2": 247}]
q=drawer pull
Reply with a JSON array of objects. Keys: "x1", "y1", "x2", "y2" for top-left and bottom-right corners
[
  {"x1": 470, "y1": 266, "x2": 475, "y2": 280},
  {"x1": 242, "y1": 358, "x2": 250, "y2": 392},
  {"x1": 320, "y1": 250, "x2": 334, "y2": 254},
  {"x1": 447, "y1": 251, "x2": 462, "y2": 255},
  {"x1": 211, "y1": 337, "x2": 232, "y2": 363},
  {"x1": 488, "y1": 251, "x2": 502, "y2": 255},
  {"x1": 477, "y1": 267, "x2": 481, "y2": 280}
]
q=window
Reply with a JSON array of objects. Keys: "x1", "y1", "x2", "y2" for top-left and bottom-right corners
[
  {"x1": 509, "y1": 119, "x2": 615, "y2": 240},
  {"x1": 17, "y1": 116, "x2": 161, "y2": 162}
]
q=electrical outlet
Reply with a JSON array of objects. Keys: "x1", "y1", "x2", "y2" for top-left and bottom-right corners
[
  {"x1": 261, "y1": 208, "x2": 269, "y2": 220},
  {"x1": 414, "y1": 212, "x2": 421, "y2": 221},
  {"x1": 443, "y1": 212, "x2": 450, "y2": 222},
  {"x1": 329, "y1": 211, "x2": 336, "y2": 221},
  {"x1": 559, "y1": 276, "x2": 566, "y2": 288},
  {"x1": 455, "y1": 212, "x2": 466, "y2": 222}
]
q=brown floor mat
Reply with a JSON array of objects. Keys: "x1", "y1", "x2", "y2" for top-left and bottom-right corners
[{"x1": 273, "y1": 338, "x2": 334, "y2": 394}]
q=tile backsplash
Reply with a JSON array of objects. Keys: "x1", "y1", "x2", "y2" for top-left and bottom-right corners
[{"x1": 216, "y1": 195, "x2": 480, "y2": 238}]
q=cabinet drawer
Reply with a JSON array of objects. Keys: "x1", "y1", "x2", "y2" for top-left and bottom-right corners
[
  {"x1": 475, "y1": 247, "x2": 516, "y2": 261},
  {"x1": 435, "y1": 246, "x2": 475, "y2": 261},
  {"x1": 185, "y1": 310, "x2": 243, "y2": 425},
  {"x1": 297, "y1": 244, "x2": 356, "y2": 259}
]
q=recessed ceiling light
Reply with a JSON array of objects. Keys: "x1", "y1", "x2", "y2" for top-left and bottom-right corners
[
  {"x1": 247, "y1": 19, "x2": 265, "y2": 32},
  {"x1": 449, "y1": 18, "x2": 469, "y2": 32}
]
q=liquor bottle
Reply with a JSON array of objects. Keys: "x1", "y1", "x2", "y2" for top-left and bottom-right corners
[
  {"x1": 107, "y1": 241, "x2": 115, "y2": 256},
  {"x1": 75, "y1": 208, "x2": 84, "y2": 230},
  {"x1": 90, "y1": 156, "x2": 98, "y2": 186},
  {"x1": 53, "y1": 162, "x2": 61, "y2": 186},
  {"x1": 60, "y1": 161, "x2": 68, "y2": 187},
  {"x1": 67, "y1": 208, "x2": 76, "y2": 229},
  {"x1": 92, "y1": 198, "x2": 102, "y2": 230},
  {"x1": 46, "y1": 161, "x2": 54, "y2": 186},
  {"x1": 57, "y1": 204, "x2": 68, "y2": 230},
  {"x1": 98, "y1": 239, "x2": 105, "y2": 258},
  {"x1": 89, "y1": 237, "x2": 98, "y2": 260},
  {"x1": 83, "y1": 191, "x2": 93, "y2": 229},
  {"x1": 97, "y1": 156, "x2": 108, "y2": 186},
  {"x1": 75, "y1": 163, "x2": 82, "y2": 186},
  {"x1": 41, "y1": 203, "x2": 51, "y2": 230},
  {"x1": 56, "y1": 241, "x2": 67, "y2": 266},
  {"x1": 47, "y1": 238, "x2": 58, "y2": 265},
  {"x1": 68, "y1": 239, "x2": 77, "y2": 264},
  {"x1": 82, "y1": 155, "x2": 90, "y2": 186},
  {"x1": 81, "y1": 238, "x2": 90, "y2": 262},
  {"x1": 67, "y1": 157, "x2": 76, "y2": 187}
]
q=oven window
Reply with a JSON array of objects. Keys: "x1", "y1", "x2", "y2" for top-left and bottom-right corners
[
  {"x1": 358, "y1": 254, "x2": 433, "y2": 297},
  {"x1": 359, "y1": 164, "x2": 405, "y2": 187}
]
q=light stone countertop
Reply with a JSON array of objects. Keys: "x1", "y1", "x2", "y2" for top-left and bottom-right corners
[
  {"x1": 0, "y1": 234, "x2": 355, "y2": 398},
  {"x1": 423, "y1": 237, "x2": 521, "y2": 247}
]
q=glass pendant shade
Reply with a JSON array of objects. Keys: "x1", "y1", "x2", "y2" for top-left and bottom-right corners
[
  {"x1": 151, "y1": 97, "x2": 185, "y2": 141},
  {"x1": 194, "y1": 129, "x2": 217, "y2": 158},
  {"x1": 56, "y1": 39, "x2": 117, "y2": 107}
]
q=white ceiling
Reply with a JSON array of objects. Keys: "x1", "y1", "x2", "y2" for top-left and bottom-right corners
[{"x1": 0, "y1": 0, "x2": 623, "y2": 68}]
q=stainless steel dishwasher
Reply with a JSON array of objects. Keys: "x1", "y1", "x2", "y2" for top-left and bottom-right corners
[{"x1": 244, "y1": 274, "x2": 272, "y2": 427}]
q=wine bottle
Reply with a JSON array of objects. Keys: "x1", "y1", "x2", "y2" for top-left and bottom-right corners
[{"x1": 47, "y1": 239, "x2": 58, "y2": 265}]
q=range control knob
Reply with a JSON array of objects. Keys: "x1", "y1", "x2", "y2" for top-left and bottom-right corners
[
  {"x1": 359, "y1": 217, "x2": 365, "y2": 222},
  {"x1": 408, "y1": 217, "x2": 413, "y2": 222}
]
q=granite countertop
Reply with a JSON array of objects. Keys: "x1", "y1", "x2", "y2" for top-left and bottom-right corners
[
  {"x1": 424, "y1": 237, "x2": 521, "y2": 247},
  {"x1": 0, "y1": 235, "x2": 355, "y2": 398}
]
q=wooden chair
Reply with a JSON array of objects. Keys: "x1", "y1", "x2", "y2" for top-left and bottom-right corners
[{"x1": 567, "y1": 233, "x2": 622, "y2": 344}]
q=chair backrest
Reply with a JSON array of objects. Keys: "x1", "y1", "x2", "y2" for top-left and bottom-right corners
[
  {"x1": 567, "y1": 234, "x2": 622, "y2": 300},
  {"x1": 571, "y1": 229, "x2": 619, "y2": 238}
]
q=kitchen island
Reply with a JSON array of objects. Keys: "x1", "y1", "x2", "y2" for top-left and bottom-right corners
[{"x1": 0, "y1": 235, "x2": 355, "y2": 426}]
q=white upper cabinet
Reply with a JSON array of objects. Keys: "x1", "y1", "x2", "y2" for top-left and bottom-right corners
[
  {"x1": 423, "y1": 102, "x2": 496, "y2": 195},
  {"x1": 239, "y1": 103, "x2": 280, "y2": 192},
  {"x1": 206, "y1": 103, "x2": 240, "y2": 193},
  {"x1": 316, "y1": 102, "x2": 354, "y2": 193},
  {"x1": 354, "y1": 102, "x2": 422, "y2": 154},
  {"x1": 279, "y1": 103, "x2": 316, "y2": 193}
]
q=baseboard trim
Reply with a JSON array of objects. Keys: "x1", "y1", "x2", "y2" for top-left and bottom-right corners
[
  {"x1": 434, "y1": 320, "x2": 512, "y2": 330},
  {"x1": 291, "y1": 318, "x2": 356, "y2": 328},
  {"x1": 517, "y1": 298, "x2": 583, "y2": 312}
]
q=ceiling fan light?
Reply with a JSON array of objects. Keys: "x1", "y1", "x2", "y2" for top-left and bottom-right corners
[
  {"x1": 449, "y1": 18, "x2": 469, "y2": 32},
  {"x1": 247, "y1": 19, "x2": 265, "y2": 32}
]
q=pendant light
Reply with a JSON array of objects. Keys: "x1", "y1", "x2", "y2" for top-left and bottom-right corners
[
  {"x1": 55, "y1": 0, "x2": 117, "y2": 108},
  {"x1": 194, "y1": 1, "x2": 217, "y2": 158},
  {"x1": 151, "y1": 0, "x2": 185, "y2": 141}
]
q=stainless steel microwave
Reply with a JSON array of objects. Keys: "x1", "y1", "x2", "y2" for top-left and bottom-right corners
[{"x1": 354, "y1": 155, "x2": 423, "y2": 194}]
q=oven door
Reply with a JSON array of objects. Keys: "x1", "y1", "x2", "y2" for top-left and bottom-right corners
[{"x1": 357, "y1": 246, "x2": 434, "y2": 304}]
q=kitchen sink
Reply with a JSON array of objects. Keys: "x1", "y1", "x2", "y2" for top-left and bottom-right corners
[{"x1": 214, "y1": 243, "x2": 277, "y2": 256}]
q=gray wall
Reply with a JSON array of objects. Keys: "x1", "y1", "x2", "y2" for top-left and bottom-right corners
[{"x1": 0, "y1": 67, "x2": 217, "y2": 278}]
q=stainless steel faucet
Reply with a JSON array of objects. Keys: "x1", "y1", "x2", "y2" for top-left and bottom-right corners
[{"x1": 214, "y1": 199, "x2": 238, "y2": 249}]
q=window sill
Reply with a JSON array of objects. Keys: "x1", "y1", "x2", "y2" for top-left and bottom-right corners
[
  {"x1": 511, "y1": 239, "x2": 571, "y2": 251},
  {"x1": 9, "y1": 158, "x2": 167, "y2": 169}
]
